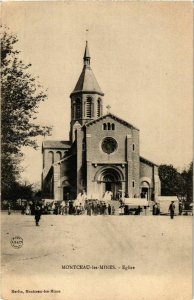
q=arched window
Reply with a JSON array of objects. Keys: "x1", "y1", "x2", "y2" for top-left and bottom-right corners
[
  {"x1": 102, "y1": 123, "x2": 115, "y2": 130},
  {"x1": 86, "y1": 97, "x2": 92, "y2": 118},
  {"x1": 56, "y1": 151, "x2": 62, "y2": 162},
  {"x1": 97, "y1": 99, "x2": 101, "y2": 117},
  {"x1": 133, "y1": 143, "x2": 135, "y2": 151},
  {"x1": 103, "y1": 123, "x2": 107, "y2": 130},
  {"x1": 76, "y1": 99, "x2": 81, "y2": 119},
  {"x1": 48, "y1": 151, "x2": 54, "y2": 164}
]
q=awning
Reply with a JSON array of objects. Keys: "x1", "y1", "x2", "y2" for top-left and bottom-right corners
[{"x1": 123, "y1": 198, "x2": 149, "y2": 206}]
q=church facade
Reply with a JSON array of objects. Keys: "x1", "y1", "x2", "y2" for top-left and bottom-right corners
[{"x1": 42, "y1": 42, "x2": 161, "y2": 201}]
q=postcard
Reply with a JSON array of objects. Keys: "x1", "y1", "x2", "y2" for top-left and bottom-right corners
[{"x1": 1, "y1": 2, "x2": 193, "y2": 300}]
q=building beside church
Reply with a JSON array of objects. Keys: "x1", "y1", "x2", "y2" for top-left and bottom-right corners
[{"x1": 42, "y1": 42, "x2": 161, "y2": 201}]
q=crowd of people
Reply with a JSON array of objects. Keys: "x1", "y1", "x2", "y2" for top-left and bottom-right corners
[
  {"x1": 32, "y1": 200, "x2": 116, "y2": 216},
  {"x1": 66, "y1": 200, "x2": 115, "y2": 216},
  {"x1": 5, "y1": 190, "x2": 188, "y2": 227}
]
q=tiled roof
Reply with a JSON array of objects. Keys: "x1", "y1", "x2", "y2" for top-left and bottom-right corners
[{"x1": 42, "y1": 140, "x2": 71, "y2": 149}]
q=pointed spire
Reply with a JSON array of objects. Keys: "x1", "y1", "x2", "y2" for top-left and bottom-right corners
[
  {"x1": 71, "y1": 39, "x2": 104, "y2": 97},
  {"x1": 83, "y1": 41, "x2": 90, "y2": 66}
]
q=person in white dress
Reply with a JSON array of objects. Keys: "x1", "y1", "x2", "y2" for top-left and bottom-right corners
[{"x1": 103, "y1": 190, "x2": 113, "y2": 201}]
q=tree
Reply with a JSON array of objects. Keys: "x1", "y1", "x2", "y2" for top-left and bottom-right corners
[
  {"x1": 158, "y1": 164, "x2": 186, "y2": 198},
  {"x1": 181, "y1": 162, "x2": 193, "y2": 202},
  {"x1": 1, "y1": 26, "x2": 51, "y2": 199}
]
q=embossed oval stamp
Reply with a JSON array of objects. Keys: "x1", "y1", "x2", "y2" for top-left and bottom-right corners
[{"x1": 10, "y1": 236, "x2": 23, "y2": 249}]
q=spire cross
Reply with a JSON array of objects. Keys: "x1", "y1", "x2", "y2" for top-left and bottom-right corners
[{"x1": 106, "y1": 105, "x2": 111, "y2": 114}]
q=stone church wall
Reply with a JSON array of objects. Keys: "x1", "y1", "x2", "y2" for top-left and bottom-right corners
[
  {"x1": 85, "y1": 117, "x2": 138, "y2": 163},
  {"x1": 140, "y1": 162, "x2": 153, "y2": 180},
  {"x1": 84, "y1": 117, "x2": 140, "y2": 197}
]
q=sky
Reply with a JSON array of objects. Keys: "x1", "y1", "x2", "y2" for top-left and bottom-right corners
[{"x1": 2, "y1": 2, "x2": 193, "y2": 184}]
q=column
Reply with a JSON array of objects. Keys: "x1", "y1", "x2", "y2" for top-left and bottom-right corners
[
  {"x1": 127, "y1": 134, "x2": 133, "y2": 197},
  {"x1": 53, "y1": 163, "x2": 61, "y2": 200}
]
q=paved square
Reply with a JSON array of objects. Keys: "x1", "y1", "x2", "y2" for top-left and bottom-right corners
[{"x1": 1, "y1": 213, "x2": 192, "y2": 300}]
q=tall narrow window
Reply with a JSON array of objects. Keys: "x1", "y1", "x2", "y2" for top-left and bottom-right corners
[
  {"x1": 107, "y1": 123, "x2": 111, "y2": 130},
  {"x1": 97, "y1": 99, "x2": 101, "y2": 117},
  {"x1": 48, "y1": 151, "x2": 54, "y2": 164},
  {"x1": 76, "y1": 99, "x2": 81, "y2": 119},
  {"x1": 86, "y1": 97, "x2": 92, "y2": 118},
  {"x1": 103, "y1": 123, "x2": 107, "y2": 130},
  {"x1": 112, "y1": 124, "x2": 115, "y2": 130},
  {"x1": 133, "y1": 143, "x2": 135, "y2": 151}
]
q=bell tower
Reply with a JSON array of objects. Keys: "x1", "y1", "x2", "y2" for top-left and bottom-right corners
[{"x1": 70, "y1": 41, "x2": 104, "y2": 142}]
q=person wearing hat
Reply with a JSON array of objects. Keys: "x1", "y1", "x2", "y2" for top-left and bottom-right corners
[
  {"x1": 34, "y1": 205, "x2": 42, "y2": 226},
  {"x1": 169, "y1": 201, "x2": 175, "y2": 219},
  {"x1": 179, "y1": 201, "x2": 183, "y2": 215}
]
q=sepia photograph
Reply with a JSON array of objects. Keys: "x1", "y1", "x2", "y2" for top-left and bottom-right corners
[{"x1": 1, "y1": 2, "x2": 193, "y2": 300}]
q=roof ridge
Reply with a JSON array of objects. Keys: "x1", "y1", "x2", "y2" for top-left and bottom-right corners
[{"x1": 140, "y1": 156, "x2": 158, "y2": 166}]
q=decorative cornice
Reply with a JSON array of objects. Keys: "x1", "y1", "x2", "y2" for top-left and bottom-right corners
[{"x1": 70, "y1": 90, "x2": 104, "y2": 97}]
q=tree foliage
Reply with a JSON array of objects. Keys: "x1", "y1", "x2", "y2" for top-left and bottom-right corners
[
  {"x1": 181, "y1": 162, "x2": 193, "y2": 202},
  {"x1": 159, "y1": 163, "x2": 193, "y2": 201},
  {"x1": 1, "y1": 27, "x2": 51, "y2": 199}
]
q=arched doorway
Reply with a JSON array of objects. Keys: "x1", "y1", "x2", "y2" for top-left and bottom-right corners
[
  {"x1": 140, "y1": 181, "x2": 150, "y2": 199},
  {"x1": 96, "y1": 168, "x2": 123, "y2": 200},
  {"x1": 62, "y1": 179, "x2": 71, "y2": 201}
]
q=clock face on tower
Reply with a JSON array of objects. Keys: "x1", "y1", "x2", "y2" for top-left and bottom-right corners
[{"x1": 101, "y1": 137, "x2": 118, "y2": 154}]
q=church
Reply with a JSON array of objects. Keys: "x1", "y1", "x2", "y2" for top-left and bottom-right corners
[{"x1": 42, "y1": 42, "x2": 161, "y2": 201}]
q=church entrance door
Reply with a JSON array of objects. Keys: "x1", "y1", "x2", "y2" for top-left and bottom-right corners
[
  {"x1": 105, "y1": 182, "x2": 112, "y2": 192},
  {"x1": 63, "y1": 187, "x2": 71, "y2": 201},
  {"x1": 95, "y1": 167, "x2": 124, "y2": 200},
  {"x1": 140, "y1": 181, "x2": 150, "y2": 200},
  {"x1": 102, "y1": 171, "x2": 122, "y2": 200}
]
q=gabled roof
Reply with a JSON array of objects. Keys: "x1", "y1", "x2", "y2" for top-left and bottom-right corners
[
  {"x1": 84, "y1": 113, "x2": 139, "y2": 131},
  {"x1": 42, "y1": 140, "x2": 71, "y2": 149}
]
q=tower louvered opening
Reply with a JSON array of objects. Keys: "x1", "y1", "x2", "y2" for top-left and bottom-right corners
[
  {"x1": 97, "y1": 98, "x2": 101, "y2": 117},
  {"x1": 76, "y1": 99, "x2": 81, "y2": 119},
  {"x1": 86, "y1": 97, "x2": 92, "y2": 118}
]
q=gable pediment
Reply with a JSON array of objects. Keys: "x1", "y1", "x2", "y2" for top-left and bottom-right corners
[{"x1": 84, "y1": 113, "x2": 139, "y2": 131}]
